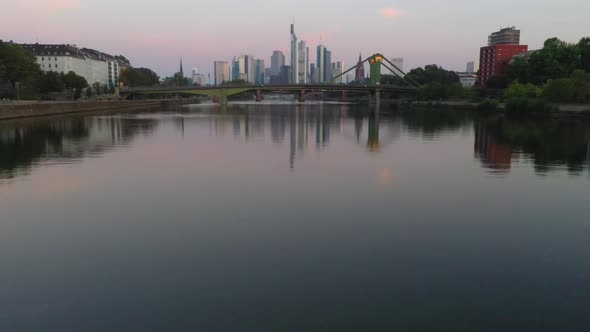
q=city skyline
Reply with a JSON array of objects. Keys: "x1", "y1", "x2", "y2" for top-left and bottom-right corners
[{"x1": 2, "y1": 0, "x2": 590, "y2": 77}]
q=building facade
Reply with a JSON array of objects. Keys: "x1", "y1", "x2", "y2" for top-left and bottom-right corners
[
  {"x1": 488, "y1": 27, "x2": 521, "y2": 46},
  {"x1": 479, "y1": 27, "x2": 527, "y2": 85},
  {"x1": 271, "y1": 51, "x2": 285, "y2": 77},
  {"x1": 233, "y1": 55, "x2": 256, "y2": 83},
  {"x1": 22, "y1": 44, "x2": 126, "y2": 89},
  {"x1": 316, "y1": 45, "x2": 326, "y2": 83},
  {"x1": 290, "y1": 23, "x2": 299, "y2": 84},
  {"x1": 297, "y1": 40, "x2": 309, "y2": 84},
  {"x1": 390, "y1": 57, "x2": 404, "y2": 72},
  {"x1": 479, "y1": 44, "x2": 528, "y2": 85},
  {"x1": 214, "y1": 61, "x2": 230, "y2": 85},
  {"x1": 255, "y1": 59, "x2": 265, "y2": 85},
  {"x1": 332, "y1": 61, "x2": 344, "y2": 83}
]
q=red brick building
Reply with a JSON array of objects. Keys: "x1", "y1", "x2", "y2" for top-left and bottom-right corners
[{"x1": 479, "y1": 44, "x2": 528, "y2": 85}]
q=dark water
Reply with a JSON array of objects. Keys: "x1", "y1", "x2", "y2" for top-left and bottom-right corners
[{"x1": 1, "y1": 102, "x2": 589, "y2": 331}]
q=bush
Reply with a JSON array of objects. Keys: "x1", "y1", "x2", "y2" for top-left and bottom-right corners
[
  {"x1": 506, "y1": 82, "x2": 541, "y2": 99},
  {"x1": 505, "y1": 98, "x2": 556, "y2": 115},
  {"x1": 478, "y1": 98, "x2": 499, "y2": 113}
]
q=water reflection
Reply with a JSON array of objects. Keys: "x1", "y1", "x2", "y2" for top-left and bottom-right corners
[
  {"x1": 0, "y1": 115, "x2": 158, "y2": 181},
  {"x1": 474, "y1": 116, "x2": 590, "y2": 175},
  {"x1": 0, "y1": 104, "x2": 589, "y2": 182}
]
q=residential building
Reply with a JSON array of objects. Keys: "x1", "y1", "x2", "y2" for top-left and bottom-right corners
[
  {"x1": 479, "y1": 45, "x2": 527, "y2": 85},
  {"x1": 458, "y1": 73, "x2": 477, "y2": 87},
  {"x1": 21, "y1": 43, "x2": 126, "y2": 89},
  {"x1": 479, "y1": 27, "x2": 527, "y2": 85},
  {"x1": 214, "y1": 61, "x2": 230, "y2": 85}
]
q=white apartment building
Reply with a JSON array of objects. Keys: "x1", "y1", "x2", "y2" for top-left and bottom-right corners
[{"x1": 21, "y1": 44, "x2": 127, "y2": 89}]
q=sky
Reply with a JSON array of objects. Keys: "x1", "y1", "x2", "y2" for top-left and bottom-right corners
[{"x1": 1, "y1": 0, "x2": 589, "y2": 78}]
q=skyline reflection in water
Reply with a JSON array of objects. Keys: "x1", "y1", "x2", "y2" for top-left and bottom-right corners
[
  {"x1": 1, "y1": 103, "x2": 589, "y2": 181},
  {"x1": 0, "y1": 103, "x2": 589, "y2": 331}
]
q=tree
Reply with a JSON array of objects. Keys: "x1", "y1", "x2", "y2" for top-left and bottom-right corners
[
  {"x1": 380, "y1": 74, "x2": 409, "y2": 86},
  {"x1": 38, "y1": 71, "x2": 65, "y2": 93},
  {"x1": 407, "y1": 65, "x2": 460, "y2": 85},
  {"x1": 505, "y1": 82, "x2": 540, "y2": 99},
  {"x1": 579, "y1": 37, "x2": 590, "y2": 73},
  {"x1": 62, "y1": 71, "x2": 88, "y2": 100},
  {"x1": 0, "y1": 42, "x2": 40, "y2": 89},
  {"x1": 120, "y1": 67, "x2": 159, "y2": 87}
]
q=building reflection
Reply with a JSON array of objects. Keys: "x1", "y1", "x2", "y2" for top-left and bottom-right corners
[
  {"x1": 474, "y1": 117, "x2": 590, "y2": 175},
  {"x1": 474, "y1": 122, "x2": 512, "y2": 173}
]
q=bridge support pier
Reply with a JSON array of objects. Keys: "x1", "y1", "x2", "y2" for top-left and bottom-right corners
[
  {"x1": 375, "y1": 89, "x2": 381, "y2": 113},
  {"x1": 298, "y1": 90, "x2": 306, "y2": 103},
  {"x1": 256, "y1": 89, "x2": 263, "y2": 102},
  {"x1": 339, "y1": 90, "x2": 348, "y2": 102}
]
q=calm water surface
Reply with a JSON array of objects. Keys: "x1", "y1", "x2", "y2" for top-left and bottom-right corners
[{"x1": 1, "y1": 102, "x2": 589, "y2": 331}]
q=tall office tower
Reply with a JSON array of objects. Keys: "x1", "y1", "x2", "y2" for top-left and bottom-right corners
[
  {"x1": 332, "y1": 61, "x2": 344, "y2": 83},
  {"x1": 255, "y1": 59, "x2": 265, "y2": 85},
  {"x1": 214, "y1": 61, "x2": 230, "y2": 85},
  {"x1": 466, "y1": 61, "x2": 476, "y2": 73},
  {"x1": 271, "y1": 51, "x2": 285, "y2": 76},
  {"x1": 324, "y1": 50, "x2": 332, "y2": 82},
  {"x1": 231, "y1": 57, "x2": 239, "y2": 81},
  {"x1": 391, "y1": 57, "x2": 404, "y2": 71},
  {"x1": 316, "y1": 44, "x2": 326, "y2": 83},
  {"x1": 297, "y1": 40, "x2": 309, "y2": 84},
  {"x1": 234, "y1": 55, "x2": 256, "y2": 83},
  {"x1": 310, "y1": 64, "x2": 316, "y2": 84},
  {"x1": 264, "y1": 68, "x2": 271, "y2": 84},
  {"x1": 290, "y1": 22, "x2": 299, "y2": 84}
]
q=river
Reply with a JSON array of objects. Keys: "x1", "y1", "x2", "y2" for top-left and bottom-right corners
[{"x1": 1, "y1": 102, "x2": 589, "y2": 331}]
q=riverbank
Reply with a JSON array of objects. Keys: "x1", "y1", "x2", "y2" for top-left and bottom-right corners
[
  {"x1": 0, "y1": 100, "x2": 181, "y2": 120},
  {"x1": 411, "y1": 100, "x2": 590, "y2": 118}
]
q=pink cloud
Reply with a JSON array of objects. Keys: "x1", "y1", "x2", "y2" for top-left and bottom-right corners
[{"x1": 379, "y1": 7, "x2": 401, "y2": 18}]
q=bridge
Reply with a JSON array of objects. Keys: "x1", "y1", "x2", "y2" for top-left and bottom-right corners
[{"x1": 120, "y1": 53, "x2": 420, "y2": 104}]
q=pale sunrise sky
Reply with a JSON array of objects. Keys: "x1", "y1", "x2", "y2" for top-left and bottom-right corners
[{"x1": 1, "y1": 0, "x2": 589, "y2": 77}]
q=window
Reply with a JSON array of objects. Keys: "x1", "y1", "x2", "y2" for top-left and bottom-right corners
[
  {"x1": 55, "y1": 57, "x2": 58, "y2": 61},
  {"x1": 49, "y1": 64, "x2": 52, "y2": 68},
  {"x1": 42, "y1": 57, "x2": 45, "y2": 61}
]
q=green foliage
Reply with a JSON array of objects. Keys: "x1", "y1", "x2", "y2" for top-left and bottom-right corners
[
  {"x1": 477, "y1": 98, "x2": 499, "y2": 113},
  {"x1": 120, "y1": 67, "x2": 159, "y2": 87},
  {"x1": 380, "y1": 74, "x2": 409, "y2": 86},
  {"x1": 0, "y1": 42, "x2": 41, "y2": 88},
  {"x1": 541, "y1": 70, "x2": 590, "y2": 103},
  {"x1": 505, "y1": 82, "x2": 540, "y2": 99},
  {"x1": 62, "y1": 71, "x2": 88, "y2": 99},
  {"x1": 506, "y1": 37, "x2": 587, "y2": 85},
  {"x1": 38, "y1": 71, "x2": 65, "y2": 93},
  {"x1": 406, "y1": 64, "x2": 460, "y2": 85},
  {"x1": 505, "y1": 98, "x2": 556, "y2": 115}
]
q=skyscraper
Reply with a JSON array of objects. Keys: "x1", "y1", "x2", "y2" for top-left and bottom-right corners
[
  {"x1": 324, "y1": 50, "x2": 332, "y2": 82},
  {"x1": 466, "y1": 61, "x2": 476, "y2": 73},
  {"x1": 233, "y1": 55, "x2": 256, "y2": 83},
  {"x1": 297, "y1": 40, "x2": 309, "y2": 84},
  {"x1": 391, "y1": 57, "x2": 404, "y2": 72},
  {"x1": 255, "y1": 59, "x2": 265, "y2": 85},
  {"x1": 290, "y1": 22, "x2": 299, "y2": 84},
  {"x1": 332, "y1": 61, "x2": 344, "y2": 83},
  {"x1": 214, "y1": 61, "x2": 230, "y2": 85},
  {"x1": 316, "y1": 44, "x2": 326, "y2": 83},
  {"x1": 271, "y1": 51, "x2": 285, "y2": 76}
]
